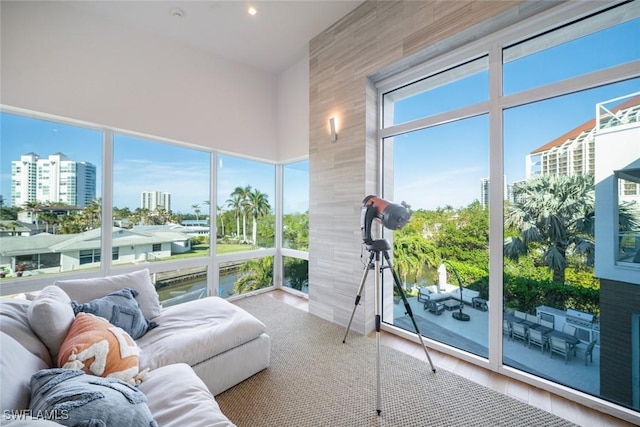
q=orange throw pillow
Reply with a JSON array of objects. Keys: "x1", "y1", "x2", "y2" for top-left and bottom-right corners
[{"x1": 58, "y1": 312, "x2": 141, "y2": 384}]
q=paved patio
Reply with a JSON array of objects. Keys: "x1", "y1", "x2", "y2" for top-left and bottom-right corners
[{"x1": 391, "y1": 296, "x2": 599, "y2": 396}]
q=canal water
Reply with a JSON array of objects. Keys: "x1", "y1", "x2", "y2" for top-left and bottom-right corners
[{"x1": 157, "y1": 272, "x2": 238, "y2": 305}]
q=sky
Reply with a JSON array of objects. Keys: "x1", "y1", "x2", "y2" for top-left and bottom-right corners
[
  {"x1": 0, "y1": 119, "x2": 309, "y2": 214},
  {"x1": 388, "y1": 17, "x2": 640, "y2": 210},
  {"x1": 0, "y1": 13, "x2": 637, "y2": 214}
]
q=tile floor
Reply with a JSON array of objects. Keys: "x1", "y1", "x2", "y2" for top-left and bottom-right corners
[{"x1": 264, "y1": 289, "x2": 636, "y2": 427}]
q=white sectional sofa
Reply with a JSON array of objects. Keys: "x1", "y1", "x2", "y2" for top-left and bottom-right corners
[
  {"x1": 417, "y1": 284, "x2": 484, "y2": 306},
  {"x1": 0, "y1": 269, "x2": 270, "y2": 426}
]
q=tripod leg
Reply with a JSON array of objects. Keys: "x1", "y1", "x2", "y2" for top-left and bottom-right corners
[
  {"x1": 342, "y1": 251, "x2": 375, "y2": 344},
  {"x1": 383, "y1": 251, "x2": 437, "y2": 373},
  {"x1": 374, "y1": 251, "x2": 382, "y2": 416}
]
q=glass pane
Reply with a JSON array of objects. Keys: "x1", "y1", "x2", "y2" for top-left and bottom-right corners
[
  {"x1": 217, "y1": 154, "x2": 275, "y2": 252},
  {"x1": 219, "y1": 256, "x2": 274, "y2": 298},
  {"x1": 0, "y1": 112, "x2": 102, "y2": 278},
  {"x1": 153, "y1": 266, "x2": 208, "y2": 307},
  {"x1": 383, "y1": 56, "x2": 488, "y2": 127},
  {"x1": 503, "y1": 4, "x2": 640, "y2": 95},
  {"x1": 283, "y1": 160, "x2": 309, "y2": 250},
  {"x1": 503, "y1": 80, "x2": 640, "y2": 405},
  {"x1": 617, "y1": 170, "x2": 640, "y2": 264},
  {"x1": 383, "y1": 115, "x2": 489, "y2": 358},
  {"x1": 283, "y1": 257, "x2": 308, "y2": 294},
  {"x1": 113, "y1": 134, "x2": 211, "y2": 265}
]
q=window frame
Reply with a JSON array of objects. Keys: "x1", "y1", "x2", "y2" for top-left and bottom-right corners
[
  {"x1": 0, "y1": 108, "x2": 299, "y2": 302},
  {"x1": 375, "y1": 0, "x2": 640, "y2": 417}
]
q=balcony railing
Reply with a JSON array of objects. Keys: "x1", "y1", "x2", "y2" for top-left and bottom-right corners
[{"x1": 597, "y1": 91, "x2": 640, "y2": 132}]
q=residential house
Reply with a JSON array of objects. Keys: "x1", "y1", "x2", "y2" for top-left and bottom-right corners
[{"x1": 1, "y1": 1, "x2": 638, "y2": 425}]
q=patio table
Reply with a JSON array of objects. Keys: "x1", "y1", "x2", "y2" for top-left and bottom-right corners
[{"x1": 545, "y1": 330, "x2": 579, "y2": 346}]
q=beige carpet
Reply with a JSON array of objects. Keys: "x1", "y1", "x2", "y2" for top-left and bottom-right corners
[{"x1": 217, "y1": 294, "x2": 577, "y2": 427}]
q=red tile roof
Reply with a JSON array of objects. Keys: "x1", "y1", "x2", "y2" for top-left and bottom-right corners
[{"x1": 530, "y1": 95, "x2": 640, "y2": 155}]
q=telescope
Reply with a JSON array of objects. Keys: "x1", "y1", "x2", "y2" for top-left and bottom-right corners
[
  {"x1": 361, "y1": 195, "x2": 411, "y2": 246},
  {"x1": 346, "y1": 195, "x2": 435, "y2": 416}
]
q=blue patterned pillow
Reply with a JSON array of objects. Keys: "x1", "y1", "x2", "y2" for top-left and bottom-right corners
[
  {"x1": 72, "y1": 288, "x2": 158, "y2": 340},
  {"x1": 29, "y1": 368, "x2": 157, "y2": 427}
]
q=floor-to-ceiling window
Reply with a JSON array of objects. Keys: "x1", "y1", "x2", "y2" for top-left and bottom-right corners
[
  {"x1": 0, "y1": 111, "x2": 290, "y2": 304},
  {"x1": 216, "y1": 154, "x2": 276, "y2": 298},
  {"x1": 282, "y1": 159, "x2": 309, "y2": 294},
  {"x1": 378, "y1": 0, "x2": 640, "y2": 413},
  {"x1": 113, "y1": 133, "x2": 212, "y2": 307},
  {"x1": 0, "y1": 112, "x2": 102, "y2": 288}
]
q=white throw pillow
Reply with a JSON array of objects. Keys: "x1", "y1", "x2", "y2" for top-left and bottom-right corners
[
  {"x1": 0, "y1": 332, "x2": 48, "y2": 411},
  {"x1": 55, "y1": 269, "x2": 161, "y2": 320},
  {"x1": 27, "y1": 285, "x2": 75, "y2": 360}
]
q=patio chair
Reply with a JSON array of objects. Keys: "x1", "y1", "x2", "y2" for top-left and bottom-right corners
[
  {"x1": 575, "y1": 340, "x2": 597, "y2": 366},
  {"x1": 417, "y1": 287, "x2": 430, "y2": 303},
  {"x1": 549, "y1": 336, "x2": 571, "y2": 364},
  {"x1": 503, "y1": 319, "x2": 512, "y2": 340},
  {"x1": 514, "y1": 310, "x2": 527, "y2": 321},
  {"x1": 562, "y1": 324, "x2": 577, "y2": 336},
  {"x1": 528, "y1": 328, "x2": 545, "y2": 353},
  {"x1": 526, "y1": 313, "x2": 538, "y2": 324},
  {"x1": 539, "y1": 319, "x2": 553, "y2": 330},
  {"x1": 425, "y1": 300, "x2": 444, "y2": 315},
  {"x1": 511, "y1": 322, "x2": 527, "y2": 345}
]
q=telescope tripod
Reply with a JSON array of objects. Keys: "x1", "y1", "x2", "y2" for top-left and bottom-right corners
[{"x1": 342, "y1": 239, "x2": 436, "y2": 416}]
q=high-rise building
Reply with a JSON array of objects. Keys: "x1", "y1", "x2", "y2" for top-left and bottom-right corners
[
  {"x1": 480, "y1": 175, "x2": 508, "y2": 209},
  {"x1": 10, "y1": 152, "x2": 96, "y2": 208},
  {"x1": 141, "y1": 190, "x2": 171, "y2": 211},
  {"x1": 527, "y1": 96, "x2": 640, "y2": 180},
  {"x1": 527, "y1": 95, "x2": 640, "y2": 203}
]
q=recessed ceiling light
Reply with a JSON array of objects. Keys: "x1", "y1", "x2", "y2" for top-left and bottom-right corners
[
  {"x1": 170, "y1": 7, "x2": 184, "y2": 18},
  {"x1": 248, "y1": 6, "x2": 257, "y2": 16}
]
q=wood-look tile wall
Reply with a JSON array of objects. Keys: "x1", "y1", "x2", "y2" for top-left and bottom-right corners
[
  {"x1": 307, "y1": 0, "x2": 534, "y2": 334},
  {"x1": 599, "y1": 278, "x2": 640, "y2": 407}
]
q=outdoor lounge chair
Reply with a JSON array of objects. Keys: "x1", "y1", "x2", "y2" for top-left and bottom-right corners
[{"x1": 425, "y1": 300, "x2": 444, "y2": 315}]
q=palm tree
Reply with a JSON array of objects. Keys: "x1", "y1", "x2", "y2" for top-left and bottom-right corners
[
  {"x1": 82, "y1": 198, "x2": 102, "y2": 230},
  {"x1": 247, "y1": 189, "x2": 271, "y2": 244},
  {"x1": 0, "y1": 220, "x2": 22, "y2": 236},
  {"x1": 191, "y1": 204, "x2": 201, "y2": 222},
  {"x1": 229, "y1": 186, "x2": 252, "y2": 242},
  {"x1": 39, "y1": 211, "x2": 58, "y2": 233},
  {"x1": 133, "y1": 207, "x2": 152, "y2": 226},
  {"x1": 217, "y1": 205, "x2": 225, "y2": 237},
  {"x1": 233, "y1": 257, "x2": 273, "y2": 294},
  {"x1": 502, "y1": 174, "x2": 637, "y2": 284},
  {"x1": 226, "y1": 193, "x2": 243, "y2": 239},
  {"x1": 22, "y1": 200, "x2": 43, "y2": 230},
  {"x1": 392, "y1": 233, "x2": 440, "y2": 288}
]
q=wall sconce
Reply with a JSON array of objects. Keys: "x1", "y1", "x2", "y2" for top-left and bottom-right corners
[{"x1": 329, "y1": 117, "x2": 338, "y2": 142}]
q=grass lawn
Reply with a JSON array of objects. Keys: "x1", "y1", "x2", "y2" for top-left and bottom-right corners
[{"x1": 169, "y1": 243, "x2": 258, "y2": 260}]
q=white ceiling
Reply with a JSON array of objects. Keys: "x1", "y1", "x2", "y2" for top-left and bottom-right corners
[{"x1": 67, "y1": 0, "x2": 364, "y2": 74}]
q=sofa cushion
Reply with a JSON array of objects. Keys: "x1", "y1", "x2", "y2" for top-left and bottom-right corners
[
  {"x1": 0, "y1": 332, "x2": 49, "y2": 412},
  {"x1": 136, "y1": 296, "x2": 266, "y2": 372},
  {"x1": 139, "y1": 363, "x2": 235, "y2": 427},
  {"x1": 27, "y1": 285, "x2": 75, "y2": 360},
  {"x1": 71, "y1": 288, "x2": 158, "y2": 339},
  {"x1": 0, "y1": 299, "x2": 52, "y2": 367},
  {"x1": 29, "y1": 368, "x2": 157, "y2": 427},
  {"x1": 55, "y1": 269, "x2": 161, "y2": 320},
  {"x1": 58, "y1": 313, "x2": 141, "y2": 384}
]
